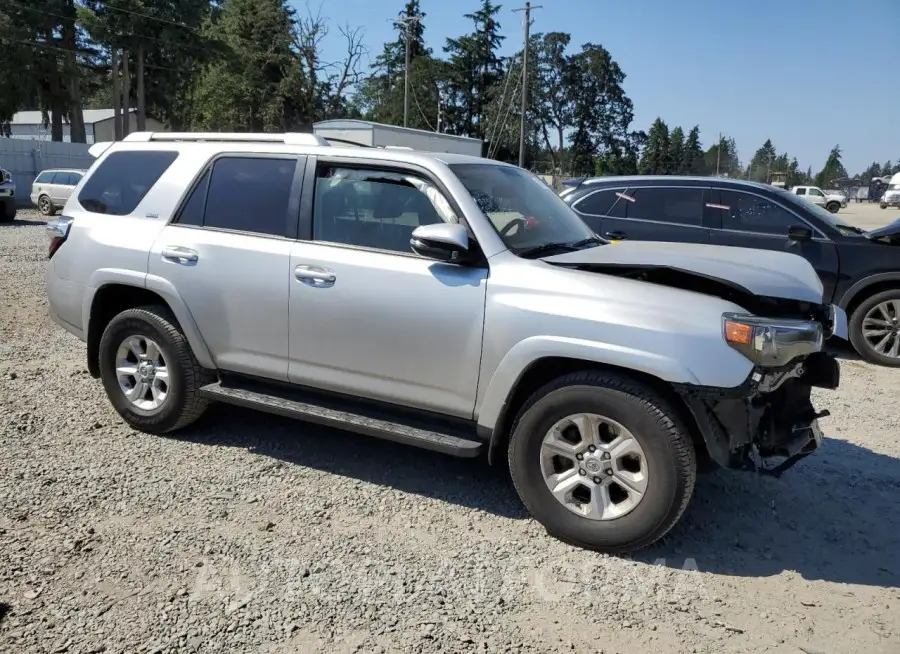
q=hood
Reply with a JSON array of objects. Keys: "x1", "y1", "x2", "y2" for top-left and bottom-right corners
[
  {"x1": 543, "y1": 241, "x2": 824, "y2": 304},
  {"x1": 866, "y1": 217, "x2": 900, "y2": 240}
]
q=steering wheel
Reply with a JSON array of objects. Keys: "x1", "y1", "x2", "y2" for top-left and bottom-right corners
[{"x1": 500, "y1": 217, "x2": 526, "y2": 237}]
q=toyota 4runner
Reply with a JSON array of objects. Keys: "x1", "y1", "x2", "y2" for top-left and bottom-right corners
[{"x1": 45, "y1": 132, "x2": 843, "y2": 553}]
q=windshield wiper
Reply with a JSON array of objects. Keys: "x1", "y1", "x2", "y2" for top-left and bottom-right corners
[{"x1": 516, "y1": 236, "x2": 603, "y2": 259}]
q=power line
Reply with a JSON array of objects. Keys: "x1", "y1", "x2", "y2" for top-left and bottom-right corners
[
  {"x1": 486, "y1": 54, "x2": 515, "y2": 152},
  {"x1": 0, "y1": 36, "x2": 192, "y2": 74},
  {"x1": 410, "y1": 82, "x2": 435, "y2": 132}
]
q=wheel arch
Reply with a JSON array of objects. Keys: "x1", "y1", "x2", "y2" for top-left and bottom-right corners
[
  {"x1": 481, "y1": 355, "x2": 712, "y2": 469},
  {"x1": 838, "y1": 273, "x2": 900, "y2": 317},
  {"x1": 85, "y1": 281, "x2": 215, "y2": 378}
]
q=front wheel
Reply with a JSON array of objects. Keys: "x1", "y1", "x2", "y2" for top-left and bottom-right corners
[
  {"x1": 880, "y1": 203, "x2": 888, "y2": 209},
  {"x1": 849, "y1": 289, "x2": 900, "y2": 366},
  {"x1": 508, "y1": 371, "x2": 697, "y2": 554},
  {"x1": 825, "y1": 201, "x2": 841, "y2": 213},
  {"x1": 98, "y1": 305, "x2": 213, "y2": 433}
]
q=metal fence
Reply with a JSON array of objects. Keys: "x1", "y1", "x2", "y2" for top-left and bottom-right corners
[{"x1": 0, "y1": 139, "x2": 94, "y2": 207}]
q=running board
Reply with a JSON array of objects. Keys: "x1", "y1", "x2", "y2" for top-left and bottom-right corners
[{"x1": 199, "y1": 380, "x2": 484, "y2": 458}]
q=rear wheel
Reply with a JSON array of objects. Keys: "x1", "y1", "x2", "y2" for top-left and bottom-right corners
[
  {"x1": 37, "y1": 195, "x2": 55, "y2": 216},
  {"x1": 825, "y1": 201, "x2": 840, "y2": 213},
  {"x1": 849, "y1": 289, "x2": 900, "y2": 367},
  {"x1": 508, "y1": 370, "x2": 697, "y2": 554},
  {"x1": 98, "y1": 305, "x2": 214, "y2": 433}
]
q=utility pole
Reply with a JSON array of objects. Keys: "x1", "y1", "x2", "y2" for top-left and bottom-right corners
[
  {"x1": 513, "y1": 2, "x2": 541, "y2": 168},
  {"x1": 715, "y1": 131, "x2": 722, "y2": 177},
  {"x1": 397, "y1": 14, "x2": 422, "y2": 128}
]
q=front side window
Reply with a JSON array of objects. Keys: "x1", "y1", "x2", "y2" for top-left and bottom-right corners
[
  {"x1": 808, "y1": 188, "x2": 825, "y2": 197},
  {"x1": 313, "y1": 165, "x2": 457, "y2": 253},
  {"x1": 573, "y1": 189, "x2": 622, "y2": 216},
  {"x1": 78, "y1": 150, "x2": 179, "y2": 215},
  {"x1": 622, "y1": 187, "x2": 704, "y2": 226},
  {"x1": 719, "y1": 191, "x2": 796, "y2": 234},
  {"x1": 449, "y1": 163, "x2": 595, "y2": 254}
]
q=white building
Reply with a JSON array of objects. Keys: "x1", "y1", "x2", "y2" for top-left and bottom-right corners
[{"x1": 8, "y1": 109, "x2": 167, "y2": 144}]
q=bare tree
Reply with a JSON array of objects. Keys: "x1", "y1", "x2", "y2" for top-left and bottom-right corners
[{"x1": 295, "y1": 8, "x2": 366, "y2": 120}]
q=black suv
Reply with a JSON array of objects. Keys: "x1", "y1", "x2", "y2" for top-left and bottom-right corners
[{"x1": 560, "y1": 176, "x2": 900, "y2": 366}]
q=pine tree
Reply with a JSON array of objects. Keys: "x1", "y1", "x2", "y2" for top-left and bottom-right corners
[
  {"x1": 681, "y1": 125, "x2": 704, "y2": 175},
  {"x1": 639, "y1": 118, "x2": 669, "y2": 175},
  {"x1": 667, "y1": 126, "x2": 685, "y2": 174}
]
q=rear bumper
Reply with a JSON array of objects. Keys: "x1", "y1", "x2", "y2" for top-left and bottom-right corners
[{"x1": 677, "y1": 352, "x2": 838, "y2": 476}]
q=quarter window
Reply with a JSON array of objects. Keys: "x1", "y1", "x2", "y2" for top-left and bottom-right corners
[
  {"x1": 623, "y1": 187, "x2": 704, "y2": 226},
  {"x1": 35, "y1": 171, "x2": 57, "y2": 184},
  {"x1": 313, "y1": 165, "x2": 456, "y2": 253},
  {"x1": 78, "y1": 151, "x2": 179, "y2": 215},
  {"x1": 719, "y1": 191, "x2": 797, "y2": 234}
]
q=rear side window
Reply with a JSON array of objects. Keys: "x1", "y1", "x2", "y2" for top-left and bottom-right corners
[
  {"x1": 795, "y1": 188, "x2": 806, "y2": 195},
  {"x1": 176, "y1": 156, "x2": 298, "y2": 237},
  {"x1": 78, "y1": 151, "x2": 178, "y2": 215},
  {"x1": 35, "y1": 171, "x2": 57, "y2": 184}
]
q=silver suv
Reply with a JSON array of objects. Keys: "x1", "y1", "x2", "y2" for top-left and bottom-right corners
[
  {"x1": 45, "y1": 132, "x2": 844, "y2": 553},
  {"x1": 31, "y1": 168, "x2": 87, "y2": 216}
]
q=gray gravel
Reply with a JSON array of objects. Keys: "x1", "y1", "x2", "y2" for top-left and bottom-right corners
[{"x1": 2, "y1": 210, "x2": 899, "y2": 654}]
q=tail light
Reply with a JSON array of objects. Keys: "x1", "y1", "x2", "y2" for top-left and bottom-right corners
[{"x1": 46, "y1": 216, "x2": 73, "y2": 259}]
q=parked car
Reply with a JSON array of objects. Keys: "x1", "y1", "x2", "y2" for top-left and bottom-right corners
[
  {"x1": 791, "y1": 185, "x2": 845, "y2": 213},
  {"x1": 561, "y1": 175, "x2": 900, "y2": 366},
  {"x1": 0, "y1": 167, "x2": 16, "y2": 222},
  {"x1": 31, "y1": 168, "x2": 86, "y2": 216},
  {"x1": 45, "y1": 133, "x2": 841, "y2": 554}
]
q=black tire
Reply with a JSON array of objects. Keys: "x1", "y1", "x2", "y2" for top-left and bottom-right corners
[
  {"x1": 98, "y1": 304, "x2": 214, "y2": 433},
  {"x1": 825, "y1": 201, "x2": 840, "y2": 214},
  {"x1": 37, "y1": 195, "x2": 55, "y2": 216},
  {"x1": 0, "y1": 201, "x2": 14, "y2": 223},
  {"x1": 880, "y1": 203, "x2": 887, "y2": 209},
  {"x1": 849, "y1": 289, "x2": 900, "y2": 367},
  {"x1": 508, "y1": 370, "x2": 697, "y2": 554}
]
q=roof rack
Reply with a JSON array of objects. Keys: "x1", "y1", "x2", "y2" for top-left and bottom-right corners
[{"x1": 122, "y1": 131, "x2": 331, "y2": 147}]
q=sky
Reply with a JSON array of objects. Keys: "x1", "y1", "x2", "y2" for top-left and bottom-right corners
[{"x1": 299, "y1": 0, "x2": 899, "y2": 175}]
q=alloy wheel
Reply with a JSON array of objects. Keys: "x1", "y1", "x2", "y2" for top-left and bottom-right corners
[
  {"x1": 540, "y1": 413, "x2": 648, "y2": 521},
  {"x1": 115, "y1": 335, "x2": 170, "y2": 411},
  {"x1": 862, "y1": 300, "x2": 900, "y2": 359}
]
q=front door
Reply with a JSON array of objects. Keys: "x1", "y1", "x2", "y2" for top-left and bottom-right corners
[
  {"x1": 287, "y1": 160, "x2": 488, "y2": 418},
  {"x1": 148, "y1": 154, "x2": 305, "y2": 381},
  {"x1": 708, "y1": 189, "x2": 840, "y2": 301}
]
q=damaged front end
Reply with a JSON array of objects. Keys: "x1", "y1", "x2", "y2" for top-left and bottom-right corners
[{"x1": 677, "y1": 316, "x2": 840, "y2": 477}]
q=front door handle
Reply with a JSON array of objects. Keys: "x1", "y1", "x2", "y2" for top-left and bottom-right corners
[
  {"x1": 295, "y1": 264, "x2": 336, "y2": 288},
  {"x1": 604, "y1": 231, "x2": 628, "y2": 240},
  {"x1": 162, "y1": 246, "x2": 199, "y2": 264}
]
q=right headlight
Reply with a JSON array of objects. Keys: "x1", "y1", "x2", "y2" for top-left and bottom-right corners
[{"x1": 723, "y1": 313, "x2": 824, "y2": 367}]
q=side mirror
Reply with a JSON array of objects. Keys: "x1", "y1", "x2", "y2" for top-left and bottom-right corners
[
  {"x1": 410, "y1": 223, "x2": 471, "y2": 263},
  {"x1": 788, "y1": 225, "x2": 812, "y2": 242}
]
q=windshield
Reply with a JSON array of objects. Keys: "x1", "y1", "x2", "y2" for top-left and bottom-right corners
[
  {"x1": 770, "y1": 185, "x2": 856, "y2": 230},
  {"x1": 448, "y1": 163, "x2": 597, "y2": 253}
]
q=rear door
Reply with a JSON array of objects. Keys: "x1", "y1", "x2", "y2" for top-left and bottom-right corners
[
  {"x1": 148, "y1": 154, "x2": 306, "y2": 381},
  {"x1": 707, "y1": 188, "x2": 840, "y2": 300},
  {"x1": 573, "y1": 185, "x2": 712, "y2": 244}
]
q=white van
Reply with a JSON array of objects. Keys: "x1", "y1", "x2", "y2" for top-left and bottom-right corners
[{"x1": 880, "y1": 173, "x2": 900, "y2": 209}]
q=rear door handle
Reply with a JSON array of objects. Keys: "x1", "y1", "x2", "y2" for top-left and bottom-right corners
[
  {"x1": 604, "y1": 231, "x2": 628, "y2": 240},
  {"x1": 162, "y1": 246, "x2": 199, "y2": 264},
  {"x1": 295, "y1": 264, "x2": 336, "y2": 288}
]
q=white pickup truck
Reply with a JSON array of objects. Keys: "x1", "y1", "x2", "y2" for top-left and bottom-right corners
[{"x1": 790, "y1": 185, "x2": 846, "y2": 214}]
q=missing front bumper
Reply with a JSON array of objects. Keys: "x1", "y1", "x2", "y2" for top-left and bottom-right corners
[{"x1": 677, "y1": 352, "x2": 838, "y2": 476}]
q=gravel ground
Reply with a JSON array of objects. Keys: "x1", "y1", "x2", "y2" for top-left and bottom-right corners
[{"x1": 1, "y1": 209, "x2": 899, "y2": 654}]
